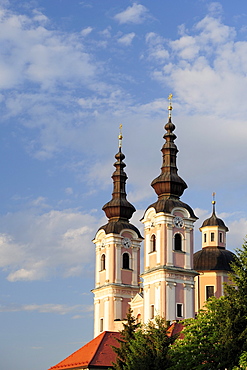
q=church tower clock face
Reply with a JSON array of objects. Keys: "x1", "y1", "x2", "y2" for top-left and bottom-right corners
[
  {"x1": 122, "y1": 237, "x2": 131, "y2": 248},
  {"x1": 173, "y1": 216, "x2": 184, "y2": 228}
]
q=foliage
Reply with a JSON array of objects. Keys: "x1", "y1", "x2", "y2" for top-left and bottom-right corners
[
  {"x1": 169, "y1": 296, "x2": 233, "y2": 369},
  {"x1": 126, "y1": 316, "x2": 176, "y2": 370},
  {"x1": 233, "y1": 351, "x2": 247, "y2": 369},
  {"x1": 113, "y1": 241, "x2": 247, "y2": 370},
  {"x1": 169, "y1": 239, "x2": 247, "y2": 370},
  {"x1": 111, "y1": 313, "x2": 176, "y2": 370},
  {"x1": 111, "y1": 308, "x2": 141, "y2": 370}
]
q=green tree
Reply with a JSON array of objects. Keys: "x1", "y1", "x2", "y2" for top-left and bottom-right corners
[
  {"x1": 170, "y1": 239, "x2": 247, "y2": 370},
  {"x1": 126, "y1": 316, "x2": 176, "y2": 370},
  {"x1": 233, "y1": 351, "x2": 247, "y2": 369},
  {"x1": 111, "y1": 308, "x2": 140, "y2": 370},
  {"x1": 169, "y1": 296, "x2": 232, "y2": 369},
  {"x1": 112, "y1": 314, "x2": 176, "y2": 370}
]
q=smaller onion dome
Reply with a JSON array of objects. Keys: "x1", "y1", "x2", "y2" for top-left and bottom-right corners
[
  {"x1": 193, "y1": 247, "x2": 235, "y2": 272},
  {"x1": 200, "y1": 199, "x2": 228, "y2": 231}
]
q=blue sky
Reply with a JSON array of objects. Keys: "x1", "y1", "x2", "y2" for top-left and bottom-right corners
[{"x1": 1, "y1": 1, "x2": 247, "y2": 369}]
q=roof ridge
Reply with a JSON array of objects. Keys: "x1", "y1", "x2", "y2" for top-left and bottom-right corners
[
  {"x1": 48, "y1": 331, "x2": 106, "y2": 370},
  {"x1": 89, "y1": 331, "x2": 113, "y2": 365}
]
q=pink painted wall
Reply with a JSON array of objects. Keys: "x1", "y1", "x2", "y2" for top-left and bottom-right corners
[
  {"x1": 121, "y1": 269, "x2": 132, "y2": 285},
  {"x1": 173, "y1": 251, "x2": 184, "y2": 268}
]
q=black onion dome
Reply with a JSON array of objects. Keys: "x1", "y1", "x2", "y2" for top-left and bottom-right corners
[
  {"x1": 97, "y1": 221, "x2": 143, "y2": 239},
  {"x1": 193, "y1": 247, "x2": 235, "y2": 271},
  {"x1": 145, "y1": 107, "x2": 197, "y2": 219},
  {"x1": 99, "y1": 140, "x2": 142, "y2": 238},
  {"x1": 144, "y1": 198, "x2": 197, "y2": 219},
  {"x1": 102, "y1": 148, "x2": 136, "y2": 223},
  {"x1": 151, "y1": 117, "x2": 188, "y2": 200},
  {"x1": 200, "y1": 207, "x2": 228, "y2": 231}
]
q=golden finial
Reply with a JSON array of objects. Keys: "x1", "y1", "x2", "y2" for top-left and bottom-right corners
[
  {"x1": 212, "y1": 192, "x2": 216, "y2": 205},
  {"x1": 118, "y1": 124, "x2": 123, "y2": 148},
  {"x1": 168, "y1": 93, "x2": 173, "y2": 118}
]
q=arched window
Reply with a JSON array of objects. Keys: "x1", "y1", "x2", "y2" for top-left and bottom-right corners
[
  {"x1": 101, "y1": 254, "x2": 106, "y2": 270},
  {"x1": 150, "y1": 234, "x2": 156, "y2": 252},
  {"x1": 100, "y1": 318, "x2": 104, "y2": 332},
  {"x1": 122, "y1": 252, "x2": 130, "y2": 269},
  {"x1": 174, "y1": 233, "x2": 182, "y2": 251},
  {"x1": 150, "y1": 304, "x2": 155, "y2": 319}
]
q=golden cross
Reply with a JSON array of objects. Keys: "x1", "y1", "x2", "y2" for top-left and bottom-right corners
[
  {"x1": 168, "y1": 93, "x2": 173, "y2": 102},
  {"x1": 168, "y1": 94, "x2": 173, "y2": 117}
]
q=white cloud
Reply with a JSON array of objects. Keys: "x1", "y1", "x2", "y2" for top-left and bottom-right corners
[
  {"x1": 32, "y1": 9, "x2": 49, "y2": 25},
  {"x1": 31, "y1": 196, "x2": 49, "y2": 208},
  {"x1": 8, "y1": 262, "x2": 47, "y2": 282},
  {"x1": 99, "y1": 26, "x2": 111, "y2": 38},
  {"x1": 0, "y1": 6, "x2": 96, "y2": 90},
  {"x1": 145, "y1": 32, "x2": 169, "y2": 62},
  {"x1": 117, "y1": 32, "x2": 135, "y2": 46},
  {"x1": 147, "y1": 15, "x2": 247, "y2": 120},
  {"x1": 81, "y1": 26, "x2": 93, "y2": 36},
  {"x1": 114, "y1": 3, "x2": 149, "y2": 24},
  {"x1": 207, "y1": 2, "x2": 223, "y2": 16},
  {"x1": 227, "y1": 218, "x2": 247, "y2": 250},
  {"x1": 0, "y1": 303, "x2": 93, "y2": 314},
  {"x1": 170, "y1": 35, "x2": 199, "y2": 60},
  {"x1": 65, "y1": 187, "x2": 73, "y2": 195},
  {"x1": 0, "y1": 208, "x2": 100, "y2": 281}
]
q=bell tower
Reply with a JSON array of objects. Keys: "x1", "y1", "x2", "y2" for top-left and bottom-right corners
[
  {"x1": 194, "y1": 194, "x2": 235, "y2": 312},
  {"x1": 92, "y1": 126, "x2": 143, "y2": 337},
  {"x1": 141, "y1": 95, "x2": 198, "y2": 323}
]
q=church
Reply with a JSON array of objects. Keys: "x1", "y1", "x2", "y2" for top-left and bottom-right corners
[{"x1": 48, "y1": 98, "x2": 235, "y2": 369}]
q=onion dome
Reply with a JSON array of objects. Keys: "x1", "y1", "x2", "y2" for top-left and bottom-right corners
[
  {"x1": 102, "y1": 148, "x2": 135, "y2": 221},
  {"x1": 200, "y1": 200, "x2": 228, "y2": 231},
  {"x1": 99, "y1": 126, "x2": 142, "y2": 238},
  {"x1": 146, "y1": 95, "x2": 197, "y2": 219},
  {"x1": 194, "y1": 247, "x2": 235, "y2": 271},
  {"x1": 151, "y1": 116, "x2": 188, "y2": 199}
]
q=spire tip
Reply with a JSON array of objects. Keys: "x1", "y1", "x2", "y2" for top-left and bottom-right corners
[
  {"x1": 118, "y1": 124, "x2": 123, "y2": 148},
  {"x1": 168, "y1": 93, "x2": 173, "y2": 119},
  {"x1": 212, "y1": 192, "x2": 216, "y2": 205}
]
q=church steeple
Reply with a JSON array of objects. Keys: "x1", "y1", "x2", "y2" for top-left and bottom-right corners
[
  {"x1": 151, "y1": 94, "x2": 187, "y2": 200},
  {"x1": 92, "y1": 126, "x2": 142, "y2": 337},
  {"x1": 146, "y1": 95, "x2": 196, "y2": 219},
  {"x1": 141, "y1": 96, "x2": 198, "y2": 324},
  {"x1": 194, "y1": 194, "x2": 234, "y2": 312},
  {"x1": 102, "y1": 125, "x2": 135, "y2": 222}
]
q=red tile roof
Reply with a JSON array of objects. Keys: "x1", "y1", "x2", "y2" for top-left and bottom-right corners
[
  {"x1": 48, "y1": 331, "x2": 121, "y2": 370},
  {"x1": 167, "y1": 321, "x2": 184, "y2": 339}
]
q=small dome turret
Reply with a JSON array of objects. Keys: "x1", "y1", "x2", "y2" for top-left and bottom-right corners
[
  {"x1": 194, "y1": 194, "x2": 235, "y2": 272},
  {"x1": 200, "y1": 199, "x2": 228, "y2": 231}
]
